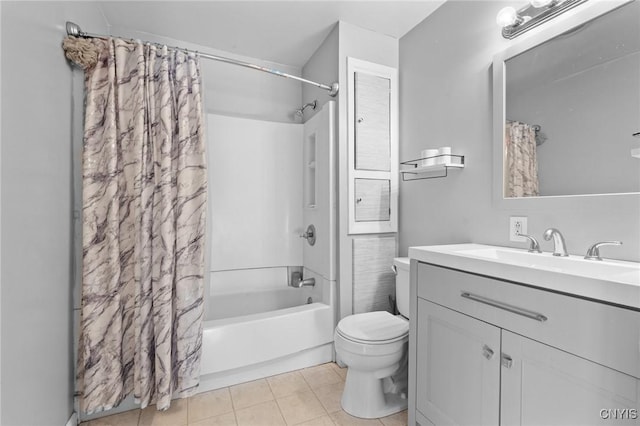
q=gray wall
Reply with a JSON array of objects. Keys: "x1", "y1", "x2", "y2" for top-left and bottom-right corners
[
  {"x1": 302, "y1": 24, "x2": 339, "y2": 124},
  {"x1": 399, "y1": 0, "x2": 640, "y2": 261},
  {"x1": 0, "y1": 2, "x2": 107, "y2": 425}
]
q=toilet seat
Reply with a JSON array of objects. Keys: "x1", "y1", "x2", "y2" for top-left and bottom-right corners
[{"x1": 336, "y1": 311, "x2": 408, "y2": 345}]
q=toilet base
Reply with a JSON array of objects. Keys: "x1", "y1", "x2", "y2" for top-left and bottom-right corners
[{"x1": 340, "y1": 368, "x2": 408, "y2": 419}]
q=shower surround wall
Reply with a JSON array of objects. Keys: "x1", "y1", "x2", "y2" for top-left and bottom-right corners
[{"x1": 207, "y1": 113, "x2": 303, "y2": 296}]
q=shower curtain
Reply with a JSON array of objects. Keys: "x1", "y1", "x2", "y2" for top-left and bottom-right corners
[
  {"x1": 505, "y1": 121, "x2": 539, "y2": 197},
  {"x1": 64, "y1": 37, "x2": 207, "y2": 413}
]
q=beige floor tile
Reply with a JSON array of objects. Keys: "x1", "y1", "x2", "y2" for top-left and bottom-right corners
[
  {"x1": 379, "y1": 410, "x2": 407, "y2": 426},
  {"x1": 293, "y1": 414, "x2": 336, "y2": 426},
  {"x1": 328, "y1": 363, "x2": 347, "y2": 380},
  {"x1": 139, "y1": 398, "x2": 189, "y2": 426},
  {"x1": 84, "y1": 409, "x2": 141, "y2": 426},
  {"x1": 276, "y1": 390, "x2": 327, "y2": 425},
  {"x1": 230, "y1": 378, "x2": 275, "y2": 409},
  {"x1": 189, "y1": 411, "x2": 237, "y2": 426},
  {"x1": 189, "y1": 388, "x2": 234, "y2": 423},
  {"x1": 311, "y1": 381, "x2": 344, "y2": 414},
  {"x1": 329, "y1": 410, "x2": 383, "y2": 426},
  {"x1": 235, "y1": 400, "x2": 286, "y2": 426},
  {"x1": 300, "y1": 364, "x2": 342, "y2": 389},
  {"x1": 267, "y1": 371, "x2": 312, "y2": 398}
]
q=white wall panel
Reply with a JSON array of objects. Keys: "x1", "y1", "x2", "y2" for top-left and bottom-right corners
[
  {"x1": 303, "y1": 101, "x2": 337, "y2": 281},
  {"x1": 208, "y1": 114, "x2": 303, "y2": 271}
]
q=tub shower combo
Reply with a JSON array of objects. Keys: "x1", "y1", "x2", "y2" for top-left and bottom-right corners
[
  {"x1": 199, "y1": 102, "x2": 337, "y2": 391},
  {"x1": 65, "y1": 20, "x2": 338, "y2": 414}
]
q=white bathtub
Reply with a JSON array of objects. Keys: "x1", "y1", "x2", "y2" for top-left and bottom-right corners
[
  {"x1": 198, "y1": 271, "x2": 335, "y2": 391},
  {"x1": 206, "y1": 285, "x2": 319, "y2": 320}
]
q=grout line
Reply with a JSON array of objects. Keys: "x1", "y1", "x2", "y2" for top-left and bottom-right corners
[
  {"x1": 227, "y1": 386, "x2": 237, "y2": 413},
  {"x1": 272, "y1": 396, "x2": 287, "y2": 425}
]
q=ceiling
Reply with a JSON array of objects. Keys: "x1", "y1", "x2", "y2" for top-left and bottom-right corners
[{"x1": 97, "y1": 1, "x2": 446, "y2": 67}]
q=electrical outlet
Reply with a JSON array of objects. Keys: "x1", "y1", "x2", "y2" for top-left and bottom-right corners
[{"x1": 509, "y1": 216, "x2": 528, "y2": 242}]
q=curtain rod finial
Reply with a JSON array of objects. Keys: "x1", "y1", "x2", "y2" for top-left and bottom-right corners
[
  {"x1": 66, "y1": 22, "x2": 82, "y2": 37},
  {"x1": 329, "y1": 82, "x2": 339, "y2": 97}
]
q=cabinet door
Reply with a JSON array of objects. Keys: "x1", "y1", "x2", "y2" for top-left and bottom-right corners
[
  {"x1": 501, "y1": 330, "x2": 640, "y2": 426},
  {"x1": 354, "y1": 72, "x2": 390, "y2": 171},
  {"x1": 354, "y1": 178, "x2": 390, "y2": 222},
  {"x1": 416, "y1": 299, "x2": 501, "y2": 425}
]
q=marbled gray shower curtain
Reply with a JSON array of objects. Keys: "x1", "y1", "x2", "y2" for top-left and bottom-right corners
[
  {"x1": 76, "y1": 38, "x2": 207, "y2": 414},
  {"x1": 505, "y1": 121, "x2": 539, "y2": 197}
]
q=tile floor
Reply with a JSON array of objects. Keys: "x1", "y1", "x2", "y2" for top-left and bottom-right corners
[{"x1": 82, "y1": 363, "x2": 407, "y2": 426}]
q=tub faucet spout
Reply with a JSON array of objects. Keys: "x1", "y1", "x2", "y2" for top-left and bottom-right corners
[
  {"x1": 291, "y1": 271, "x2": 315, "y2": 288},
  {"x1": 543, "y1": 228, "x2": 569, "y2": 257}
]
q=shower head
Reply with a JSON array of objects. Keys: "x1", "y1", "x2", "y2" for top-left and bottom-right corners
[{"x1": 295, "y1": 100, "x2": 317, "y2": 118}]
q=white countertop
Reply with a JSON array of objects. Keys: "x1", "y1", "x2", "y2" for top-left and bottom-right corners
[{"x1": 409, "y1": 243, "x2": 640, "y2": 310}]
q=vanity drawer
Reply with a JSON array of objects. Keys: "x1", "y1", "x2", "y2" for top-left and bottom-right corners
[{"x1": 417, "y1": 262, "x2": 640, "y2": 379}]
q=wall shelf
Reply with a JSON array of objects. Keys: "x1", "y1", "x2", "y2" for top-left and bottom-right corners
[{"x1": 400, "y1": 154, "x2": 465, "y2": 181}]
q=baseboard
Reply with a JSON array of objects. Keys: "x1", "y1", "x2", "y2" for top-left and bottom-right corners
[{"x1": 65, "y1": 411, "x2": 78, "y2": 426}]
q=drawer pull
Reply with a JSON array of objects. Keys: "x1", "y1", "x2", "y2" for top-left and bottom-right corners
[{"x1": 461, "y1": 292, "x2": 548, "y2": 322}]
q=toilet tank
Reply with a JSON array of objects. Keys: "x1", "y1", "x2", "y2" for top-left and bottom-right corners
[{"x1": 394, "y1": 257, "x2": 410, "y2": 318}]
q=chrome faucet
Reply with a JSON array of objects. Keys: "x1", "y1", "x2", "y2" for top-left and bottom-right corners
[
  {"x1": 543, "y1": 228, "x2": 569, "y2": 257},
  {"x1": 290, "y1": 271, "x2": 315, "y2": 288},
  {"x1": 584, "y1": 241, "x2": 622, "y2": 261},
  {"x1": 517, "y1": 233, "x2": 542, "y2": 253}
]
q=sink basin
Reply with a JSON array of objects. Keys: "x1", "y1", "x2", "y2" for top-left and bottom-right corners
[
  {"x1": 457, "y1": 246, "x2": 639, "y2": 285},
  {"x1": 409, "y1": 243, "x2": 640, "y2": 309}
]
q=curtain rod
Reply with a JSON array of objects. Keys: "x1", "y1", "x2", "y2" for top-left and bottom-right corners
[{"x1": 65, "y1": 21, "x2": 339, "y2": 97}]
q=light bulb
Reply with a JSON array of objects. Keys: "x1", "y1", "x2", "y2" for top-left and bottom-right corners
[
  {"x1": 496, "y1": 7, "x2": 520, "y2": 27},
  {"x1": 530, "y1": 0, "x2": 555, "y2": 7}
]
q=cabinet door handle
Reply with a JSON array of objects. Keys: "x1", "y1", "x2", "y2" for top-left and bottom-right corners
[
  {"x1": 501, "y1": 353, "x2": 513, "y2": 369},
  {"x1": 460, "y1": 292, "x2": 548, "y2": 322},
  {"x1": 482, "y1": 344, "x2": 494, "y2": 360}
]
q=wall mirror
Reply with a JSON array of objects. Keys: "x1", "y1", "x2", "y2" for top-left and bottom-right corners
[{"x1": 493, "y1": 0, "x2": 640, "y2": 200}]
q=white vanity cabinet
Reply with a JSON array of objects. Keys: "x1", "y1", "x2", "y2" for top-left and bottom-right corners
[{"x1": 410, "y1": 261, "x2": 640, "y2": 426}]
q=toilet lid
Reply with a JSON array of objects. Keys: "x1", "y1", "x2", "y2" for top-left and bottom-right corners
[{"x1": 337, "y1": 311, "x2": 409, "y2": 343}]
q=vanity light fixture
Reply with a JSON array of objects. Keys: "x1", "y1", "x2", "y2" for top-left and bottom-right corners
[{"x1": 497, "y1": 0, "x2": 589, "y2": 39}]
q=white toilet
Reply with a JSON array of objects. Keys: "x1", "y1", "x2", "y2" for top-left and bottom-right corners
[{"x1": 334, "y1": 257, "x2": 410, "y2": 419}]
